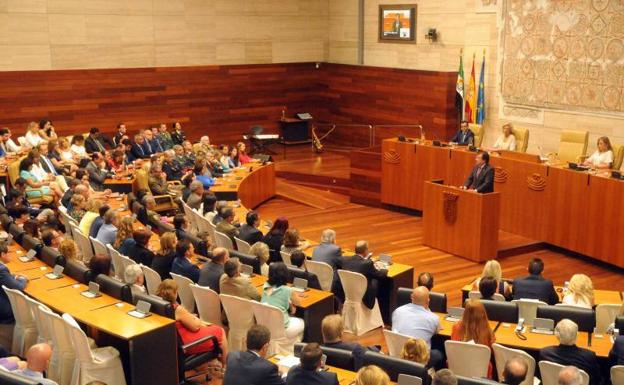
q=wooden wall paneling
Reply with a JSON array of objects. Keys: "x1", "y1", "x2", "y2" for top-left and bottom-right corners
[
  {"x1": 447, "y1": 149, "x2": 475, "y2": 187},
  {"x1": 349, "y1": 146, "x2": 382, "y2": 206},
  {"x1": 380, "y1": 140, "x2": 418, "y2": 208},
  {"x1": 585, "y1": 175, "x2": 624, "y2": 267},
  {"x1": 413, "y1": 145, "x2": 451, "y2": 209}
]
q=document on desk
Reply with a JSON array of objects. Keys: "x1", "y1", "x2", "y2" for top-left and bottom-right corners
[{"x1": 275, "y1": 355, "x2": 300, "y2": 369}]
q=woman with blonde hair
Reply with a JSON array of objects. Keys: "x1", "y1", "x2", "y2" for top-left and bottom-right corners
[
  {"x1": 79, "y1": 199, "x2": 103, "y2": 235},
  {"x1": 400, "y1": 338, "x2": 434, "y2": 375},
  {"x1": 489, "y1": 123, "x2": 516, "y2": 152},
  {"x1": 354, "y1": 365, "x2": 390, "y2": 385},
  {"x1": 249, "y1": 241, "x2": 270, "y2": 276},
  {"x1": 58, "y1": 137, "x2": 77, "y2": 164},
  {"x1": 472, "y1": 259, "x2": 511, "y2": 299},
  {"x1": 59, "y1": 239, "x2": 79, "y2": 263},
  {"x1": 583, "y1": 136, "x2": 614, "y2": 169},
  {"x1": 156, "y1": 279, "x2": 228, "y2": 366},
  {"x1": 151, "y1": 231, "x2": 177, "y2": 280},
  {"x1": 114, "y1": 216, "x2": 135, "y2": 249},
  {"x1": 562, "y1": 273, "x2": 594, "y2": 309}
]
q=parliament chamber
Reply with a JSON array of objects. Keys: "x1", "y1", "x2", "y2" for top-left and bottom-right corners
[{"x1": 0, "y1": 1, "x2": 623, "y2": 385}]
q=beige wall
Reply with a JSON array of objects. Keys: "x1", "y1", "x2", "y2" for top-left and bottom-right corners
[
  {"x1": 328, "y1": 0, "x2": 624, "y2": 155},
  {"x1": 0, "y1": 0, "x2": 328, "y2": 70}
]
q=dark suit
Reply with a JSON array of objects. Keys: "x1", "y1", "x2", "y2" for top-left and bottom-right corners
[
  {"x1": 286, "y1": 365, "x2": 338, "y2": 385},
  {"x1": 163, "y1": 160, "x2": 184, "y2": 181},
  {"x1": 85, "y1": 161, "x2": 110, "y2": 191},
  {"x1": 287, "y1": 266, "x2": 321, "y2": 290},
  {"x1": 151, "y1": 251, "x2": 175, "y2": 280},
  {"x1": 223, "y1": 350, "x2": 285, "y2": 385},
  {"x1": 148, "y1": 138, "x2": 164, "y2": 153},
  {"x1": 341, "y1": 255, "x2": 387, "y2": 310},
  {"x1": 512, "y1": 274, "x2": 559, "y2": 305},
  {"x1": 198, "y1": 262, "x2": 224, "y2": 292},
  {"x1": 171, "y1": 130, "x2": 186, "y2": 145},
  {"x1": 126, "y1": 242, "x2": 155, "y2": 267},
  {"x1": 89, "y1": 216, "x2": 105, "y2": 238},
  {"x1": 463, "y1": 163, "x2": 494, "y2": 193},
  {"x1": 172, "y1": 256, "x2": 200, "y2": 283},
  {"x1": 262, "y1": 233, "x2": 285, "y2": 264},
  {"x1": 130, "y1": 143, "x2": 150, "y2": 160},
  {"x1": 609, "y1": 335, "x2": 624, "y2": 366},
  {"x1": 85, "y1": 135, "x2": 107, "y2": 154},
  {"x1": 539, "y1": 344, "x2": 601, "y2": 385},
  {"x1": 450, "y1": 129, "x2": 475, "y2": 146},
  {"x1": 238, "y1": 224, "x2": 263, "y2": 245},
  {"x1": 0, "y1": 263, "x2": 27, "y2": 324}
]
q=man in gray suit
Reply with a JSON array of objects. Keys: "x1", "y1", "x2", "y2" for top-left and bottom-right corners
[
  {"x1": 311, "y1": 229, "x2": 342, "y2": 271},
  {"x1": 185, "y1": 180, "x2": 204, "y2": 210}
]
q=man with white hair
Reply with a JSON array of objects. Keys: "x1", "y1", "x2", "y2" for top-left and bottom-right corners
[
  {"x1": 539, "y1": 319, "x2": 601, "y2": 385},
  {"x1": 124, "y1": 264, "x2": 146, "y2": 300},
  {"x1": 198, "y1": 136, "x2": 213, "y2": 153},
  {"x1": 558, "y1": 366, "x2": 583, "y2": 385},
  {"x1": 311, "y1": 229, "x2": 342, "y2": 271},
  {"x1": 186, "y1": 180, "x2": 204, "y2": 210}
]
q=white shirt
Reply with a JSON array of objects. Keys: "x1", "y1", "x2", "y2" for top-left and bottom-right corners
[
  {"x1": 31, "y1": 163, "x2": 48, "y2": 181},
  {"x1": 60, "y1": 150, "x2": 74, "y2": 162},
  {"x1": 5, "y1": 138, "x2": 21, "y2": 152},
  {"x1": 25, "y1": 131, "x2": 42, "y2": 148},
  {"x1": 71, "y1": 144, "x2": 87, "y2": 157},
  {"x1": 586, "y1": 150, "x2": 613, "y2": 167},
  {"x1": 493, "y1": 134, "x2": 517, "y2": 151}
]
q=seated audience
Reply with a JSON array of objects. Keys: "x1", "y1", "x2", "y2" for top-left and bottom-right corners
[
  {"x1": 68, "y1": 194, "x2": 87, "y2": 222},
  {"x1": 512, "y1": 257, "x2": 559, "y2": 305},
  {"x1": 41, "y1": 229, "x2": 62, "y2": 250},
  {"x1": 449, "y1": 120, "x2": 475, "y2": 145},
  {"x1": 237, "y1": 142, "x2": 256, "y2": 164},
  {"x1": 162, "y1": 150, "x2": 184, "y2": 181},
  {"x1": 156, "y1": 279, "x2": 227, "y2": 365},
  {"x1": 85, "y1": 152, "x2": 111, "y2": 191},
  {"x1": 171, "y1": 239, "x2": 200, "y2": 283},
  {"x1": 281, "y1": 228, "x2": 310, "y2": 254},
  {"x1": 321, "y1": 314, "x2": 380, "y2": 370},
  {"x1": 354, "y1": 365, "x2": 390, "y2": 385},
  {"x1": 229, "y1": 146, "x2": 241, "y2": 168},
  {"x1": 88, "y1": 253, "x2": 112, "y2": 277},
  {"x1": 286, "y1": 342, "x2": 339, "y2": 385},
  {"x1": 12, "y1": 343, "x2": 57, "y2": 385},
  {"x1": 173, "y1": 214, "x2": 189, "y2": 241},
  {"x1": 561, "y1": 273, "x2": 594, "y2": 309},
  {"x1": 222, "y1": 324, "x2": 284, "y2": 385},
  {"x1": 558, "y1": 366, "x2": 583, "y2": 385},
  {"x1": 0, "y1": 244, "x2": 28, "y2": 324},
  {"x1": 201, "y1": 193, "x2": 218, "y2": 221},
  {"x1": 211, "y1": 201, "x2": 228, "y2": 225},
  {"x1": 609, "y1": 334, "x2": 624, "y2": 366},
  {"x1": 95, "y1": 210, "x2": 118, "y2": 246},
  {"x1": 24, "y1": 121, "x2": 43, "y2": 148},
  {"x1": 472, "y1": 259, "x2": 511, "y2": 299},
  {"x1": 124, "y1": 264, "x2": 146, "y2": 300},
  {"x1": 78, "y1": 199, "x2": 103, "y2": 236},
  {"x1": 143, "y1": 127, "x2": 163, "y2": 153},
  {"x1": 220, "y1": 258, "x2": 260, "y2": 300},
  {"x1": 61, "y1": 179, "x2": 79, "y2": 208},
  {"x1": 70, "y1": 134, "x2": 88, "y2": 159},
  {"x1": 432, "y1": 369, "x2": 457, "y2": 385},
  {"x1": 114, "y1": 216, "x2": 135, "y2": 250},
  {"x1": 58, "y1": 137, "x2": 76, "y2": 163},
  {"x1": 170, "y1": 122, "x2": 186, "y2": 144},
  {"x1": 289, "y1": 251, "x2": 321, "y2": 290},
  {"x1": 342, "y1": 240, "x2": 388, "y2": 310},
  {"x1": 186, "y1": 180, "x2": 204, "y2": 210},
  {"x1": 0, "y1": 127, "x2": 22, "y2": 153},
  {"x1": 451, "y1": 299, "x2": 495, "y2": 347},
  {"x1": 6, "y1": 177, "x2": 42, "y2": 218},
  {"x1": 583, "y1": 136, "x2": 613, "y2": 169},
  {"x1": 249, "y1": 241, "x2": 270, "y2": 277},
  {"x1": 417, "y1": 272, "x2": 434, "y2": 291},
  {"x1": 489, "y1": 123, "x2": 517, "y2": 151},
  {"x1": 194, "y1": 162, "x2": 216, "y2": 188},
  {"x1": 151, "y1": 231, "x2": 177, "y2": 280},
  {"x1": 124, "y1": 229, "x2": 155, "y2": 267},
  {"x1": 238, "y1": 211, "x2": 263, "y2": 245},
  {"x1": 84, "y1": 127, "x2": 107, "y2": 153},
  {"x1": 539, "y1": 319, "x2": 601, "y2": 385},
  {"x1": 502, "y1": 357, "x2": 528, "y2": 385},
  {"x1": 215, "y1": 207, "x2": 239, "y2": 244},
  {"x1": 107, "y1": 149, "x2": 126, "y2": 172},
  {"x1": 157, "y1": 123, "x2": 174, "y2": 149},
  {"x1": 478, "y1": 276, "x2": 500, "y2": 300},
  {"x1": 148, "y1": 163, "x2": 169, "y2": 195},
  {"x1": 59, "y1": 239, "x2": 80, "y2": 264},
  {"x1": 311, "y1": 229, "x2": 342, "y2": 271},
  {"x1": 19, "y1": 157, "x2": 61, "y2": 203},
  {"x1": 262, "y1": 217, "x2": 289, "y2": 263},
  {"x1": 88, "y1": 204, "x2": 110, "y2": 239},
  {"x1": 130, "y1": 134, "x2": 151, "y2": 160},
  {"x1": 113, "y1": 123, "x2": 127, "y2": 147},
  {"x1": 199, "y1": 247, "x2": 229, "y2": 291},
  {"x1": 38, "y1": 119, "x2": 57, "y2": 141},
  {"x1": 401, "y1": 338, "x2": 435, "y2": 376},
  {"x1": 23, "y1": 218, "x2": 41, "y2": 238},
  {"x1": 261, "y1": 262, "x2": 304, "y2": 342}
]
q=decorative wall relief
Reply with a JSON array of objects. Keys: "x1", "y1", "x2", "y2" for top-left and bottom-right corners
[{"x1": 476, "y1": 0, "x2": 498, "y2": 14}]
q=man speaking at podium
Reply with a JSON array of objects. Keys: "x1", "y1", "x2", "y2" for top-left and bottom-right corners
[{"x1": 461, "y1": 151, "x2": 494, "y2": 193}]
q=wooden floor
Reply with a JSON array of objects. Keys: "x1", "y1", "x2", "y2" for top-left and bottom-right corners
[{"x1": 201, "y1": 145, "x2": 624, "y2": 384}]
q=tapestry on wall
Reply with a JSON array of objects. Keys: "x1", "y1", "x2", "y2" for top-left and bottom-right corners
[{"x1": 501, "y1": 0, "x2": 624, "y2": 113}]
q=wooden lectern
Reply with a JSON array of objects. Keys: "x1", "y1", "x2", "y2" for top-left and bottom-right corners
[{"x1": 423, "y1": 181, "x2": 500, "y2": 262}]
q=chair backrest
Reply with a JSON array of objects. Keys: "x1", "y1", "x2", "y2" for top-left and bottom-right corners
[
  {"x1": 250, "y1": 301, "x2": 286, "y2": 341},
  {"x1": 133, "y1": 293, "x2": 175, "y2": 318},
  {"x1": 71, "y1": 225, "x2": 94, "y2": 264},
  {"x1": 96, "y1": 274, "x2": 132, "y2": 303},
  {"x1": 613, "y1": 144, "x2": 624, "y2": 170},
  {"x1": 457, "y1": 376, "x2": 502, "y2": 385},
  {"x1": 181, "y1": 201, "x2": 199, "y2": 234},
  {"x1": 230, "y1": 250, "x2": 261, "y2": 274},
  {"x1": 512, "y1": 299, "x2": 547, "y2": 327},
  {"x1": 558, "y1": 130, "x2": 588, "y2": 163},
  {"x1": 90, "y1": 236, "x2": 109, "y2": 257},
  {"x1": 537, "y1": 305, "x2": 595, "y2": 332},
  {"x1": 234, "y1": 237, "x2": 251, "y2": 254},
  {"x1": 170, "y1": 272, "x2": 195, "y2": 312},
  {"x1": 107, "y1": 244, "x2": 125, "y2": 281},
  {"x1": 468, "y1": 291, "x2": 505, "y2": 302},
  {"x1": 306, "y1": 260, "x2": 333, "y2": 292},
  {"x1": 383, "y1": 329, "x2": 412, "y2": 357},
  {"x1": 286, "y1": 266, "x2": 321, "y2": 290},
  {"x1": 7, "y1": 160, "x2": 21, "y2": 185},
  {"x1": 612, "y1": 365, "x2": 624, "y2": 385},
  {"x1": 296, "y1": 343, "x2": 356, "y2": 371},
  {"x1": 119, "y1": 254, "x2": 138, "y2": 278},
  {"x1": 3, "y1": 286, "x2": 35, "y2": 327},
  {"x1": 396, "y1": 287, "x2": 447, "y2": 313},
  {"x1": 362, "y1": 351, "x2": 430, "y2": 384},
  {"x1": 141, "y1": 264, "x2": 162, "y2": 295},
  {"x1": 64, "y1": 259, "x2": 93, "y2": 284},
  {"x1": 22, "y1": 296, "x2": 49, "y2": 345},
  {"x1": 595, "y1": 303, "x2": 622, "y2": 334},
  {"x1": 7, "y1": 223, "x2": 25, "y2": 244},
  {"x1": 480, "y1": 299, "x2": 518, "y2": 324},
  {"x1": 219, "y1": 294, "x2": 256, "y2": 352},
  {"x1": 538, "y1": 361, "x2": 589, "y2": 385},
  {"x1": 338, "y1": 270, "x2": 367, "y2": 302},
  {"x1": 38, "y1": 305, "x2": 73, "y2": 355},
  {"x1": 492, "y1": 343, "x2": 536, "y2": 385},
  {"x1": 189, "y1": 284, "x2": 222, "y2": 327},
  {"x1": 280, "y1": 250, "x2": 293, "y2": 266},
  {"x1": 135, "y1": 169, "x2": 150, "y2": 191},
  {"x1": 469, "y1": 123, "x2": 484, "y2": 147},
  {"x1": 0, "y1": 370, "x2": 42, "y2": 385},
  {"x1": 21, "y1": 235, "x2": 43, "y2": 256},
  {"x1": 62, "y1": 313, "x2": 95, "y2": 364},
  {"x1": 40, "y1": 246, "x2": 65, "y2": 267},
  {"x1": 513, "y1": 127, "x2": 529, "y2": 153},
  {"x1": 214, "y1": 231, "x2": 234, "y2": 250},
  {"x1": 444, "y1": 340, "x2": 491, "y2": 378}
]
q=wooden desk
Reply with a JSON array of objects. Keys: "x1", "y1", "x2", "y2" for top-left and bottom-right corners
[
  {"x1": 434, "y1": 312, "x2": 499, "y2": 338},
  {"x1": 381, "y1": 138, "x2": 624, "y2": 268},
  {"x1": 104, "y1": 177, "x2": 134, "y2": 193},
  {"x1": 252, "y1": 274, "x2": 334, "y2": 343},
  {"x1": 270, "y1": 356, "x2": 361, "y2": 385},
  {"x1": 31, "y1": 283, "x2": 121, "y2": 314},
  {"x1": 378, "y1": 261, "x2": 414, "y2": 324},
  {"x1": 423, "y1": 182, "x2": 500, "y2": 262},
  {"x1": 212, "y1": 163, "x2": 276, "y2": 209}
]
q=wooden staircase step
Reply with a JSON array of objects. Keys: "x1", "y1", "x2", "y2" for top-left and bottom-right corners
[{"x1": 275, "y1": 178, "x2": 350, "y2": 209}]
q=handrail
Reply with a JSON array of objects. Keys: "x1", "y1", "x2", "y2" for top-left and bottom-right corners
[{"x1": 312, "y1": 122, "x2": 425, "y2": 148}]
